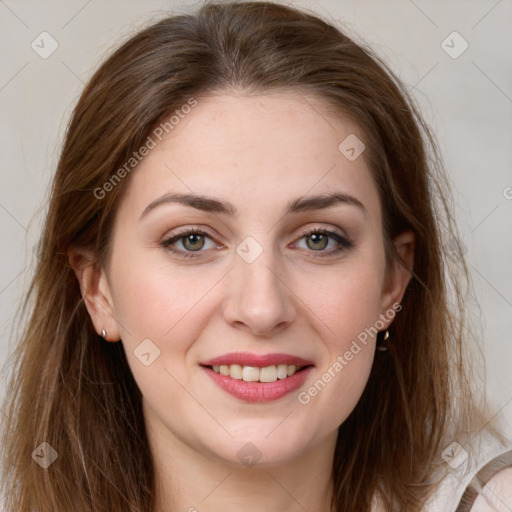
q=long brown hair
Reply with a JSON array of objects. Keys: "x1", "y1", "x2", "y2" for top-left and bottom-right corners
[{"x1": 0, "y1": 2, "x2": 498, "y2": 510}]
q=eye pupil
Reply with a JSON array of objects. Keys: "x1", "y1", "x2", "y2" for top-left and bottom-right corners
[
  {"x1": 307, "y1": 233, "x2": 328, "y2": 250},
  {"x1": 183, "y1": 234, "x2": 205, "y2": 251}
]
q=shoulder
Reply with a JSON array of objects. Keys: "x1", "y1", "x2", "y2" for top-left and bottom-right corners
[
  {"x1": 421, "y1": 441, "x2": 512, "y2": 512},
  {"x1": 468, "y1": 467, "x2": 512, "y2": 511}
]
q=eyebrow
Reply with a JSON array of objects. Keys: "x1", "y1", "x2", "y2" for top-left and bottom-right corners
[{"x1": 139, "y1": 191, "x2": 367, "y2": 220}]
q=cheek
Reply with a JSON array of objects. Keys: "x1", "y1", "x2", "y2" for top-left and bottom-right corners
[
  {"x1": 108, "y1": 257, "x2": 211, "y2": 407},
  {"x1": 310, "y1": 262, "x2": 384, "y2": 345},
  {"x1": 107, "y1": 250, "x2": 212, "y2": 371},
  {"x1": 296, "y1": 263, "x2": 382, "y2": 428},
  {"x1": 110, "y1": 247, "x2": 214, "y2": 336},
  {"x1": 307, "y1": 351, "x2": 375, "y2": 435}
]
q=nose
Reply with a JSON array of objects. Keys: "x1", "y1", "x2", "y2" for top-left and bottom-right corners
[{"x1": 221, "y1": 247, "x2": 297, "y2": 337}]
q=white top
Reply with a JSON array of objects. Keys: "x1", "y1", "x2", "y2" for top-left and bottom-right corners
[
  {"x1": 370, "y1": 430, "x2": 512, "y2": 511},
  {"x1": 423, "y1": 431, "x2": 512, "y2": 512}
]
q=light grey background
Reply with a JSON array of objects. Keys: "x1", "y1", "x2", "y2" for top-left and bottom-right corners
[{"x1": 1, "y1": 0, "x2": 511, "y2": 449}]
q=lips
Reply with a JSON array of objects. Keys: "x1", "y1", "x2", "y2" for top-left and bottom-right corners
[
  {"x1": 200, "y1": 352, "x2": 315, "y2": 402},
  {"x1": 200, "y1": 352, "x2": 314, "y2": 368}
]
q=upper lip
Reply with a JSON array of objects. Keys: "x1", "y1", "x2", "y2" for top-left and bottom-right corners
[{"x1": 200, "y1": 352, "x2": 314, "y2": 368}]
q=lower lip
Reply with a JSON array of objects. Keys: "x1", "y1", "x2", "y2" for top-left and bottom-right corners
[{"x1": 202, "y1": 366, "x2": 314, "y2": 403}]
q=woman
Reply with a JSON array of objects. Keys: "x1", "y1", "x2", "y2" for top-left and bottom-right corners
[{"x1": 1, "y1": 2, "x2": 511, "y2": 511}]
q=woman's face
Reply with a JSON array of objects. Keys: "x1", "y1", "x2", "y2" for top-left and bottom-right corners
[{"x1": 83, "y1": 91, "x2": 413, "y2": 468}]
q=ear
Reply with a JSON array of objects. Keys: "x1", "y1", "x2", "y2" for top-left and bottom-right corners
[
  {"x1": 379, "y1": 230, "x2": 415, "y2": 324},
  {"x1": 68, "y1": 247, "x2": 121, "y2": 342}
]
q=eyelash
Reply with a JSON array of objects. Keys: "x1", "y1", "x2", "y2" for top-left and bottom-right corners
[{"x1": 160, "y1": 227, "x2": 354, "y2": 259}]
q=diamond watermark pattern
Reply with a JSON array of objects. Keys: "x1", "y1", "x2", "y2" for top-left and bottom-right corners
[
  {"x1": 134, "y1": 338, "x2": 161, "y2": 366},
  {"x1": 236, "y1": 442, "x2": 263, "y2": 468},
  {"x1": 31, "y1": 442, "x2": 58, "y2": 468},
  {"x1": 442, "y1": 441, "x2": 468, "y2": 469},
  {"x1": 236, "y1": 236, "x2": 263, "y2": 264},
  {"x1": 441, "y1": 31, "x2": 468, "y2": 59},
  {"x1": 445, "y1": 236, "x2": 467, "y2": 261},
  {"x1": 338, "y1": 134, "x2": 365, "y2": 161},
  {"x1": 31, "y1": 31, "x2": 59, "y2": 59}
]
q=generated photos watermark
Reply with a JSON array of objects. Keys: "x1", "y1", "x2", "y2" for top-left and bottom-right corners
[
  {"x1": 93, "y1": 97, "x2": 198, "y2": 200},
  {"x1": 298, "y1": 302, "x2": 402, "y2": 405}
]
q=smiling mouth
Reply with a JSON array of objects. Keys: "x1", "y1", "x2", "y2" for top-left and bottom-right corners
[{"x1": 203, "y1": 363, "x2": 312, "y2": 383}]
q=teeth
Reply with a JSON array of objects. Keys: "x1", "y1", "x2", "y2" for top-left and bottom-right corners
[
  {"x1": 277, "y1": 364, "x2": 288, "y2": 379},
  {"x1": 242, "y1": 366, "x2": 260, "y2": 382},
  {"x1": 210, "y1": 364, "x2": 303, "y2": 382},
  {"x1": 229, "y1": 364, "x2": 242, "y2": 380},
  {"x1": 259, "y1": 365, "x2": 277, "y2": 382}
]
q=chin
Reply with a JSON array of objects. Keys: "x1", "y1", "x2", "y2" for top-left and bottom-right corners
[{"x1": 202, "y1": 429, "x2": 313, "y2": 469}]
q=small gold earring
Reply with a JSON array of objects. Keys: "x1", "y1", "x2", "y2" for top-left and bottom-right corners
[
  {"x1": 377, "y1": 329, "x2": 390, "y2": 351},
  {"x1": 101, "y1": 328, "x2": 120, "y2": 343}
]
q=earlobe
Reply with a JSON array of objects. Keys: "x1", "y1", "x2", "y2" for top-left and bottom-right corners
[
  {"x1": 380, "y1": 230, "x2": 415, "y2": 318},
  {"x1": 67, "y1": 247, "x2": 121, "y2": 341}
]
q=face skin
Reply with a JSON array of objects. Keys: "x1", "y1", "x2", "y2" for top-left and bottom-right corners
[{"x1": 70, "y1": 90, "x2": 414, "y2": 512}]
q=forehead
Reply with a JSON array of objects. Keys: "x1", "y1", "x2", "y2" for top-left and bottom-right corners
[{"x1": 116, "y1": 90, "x2": 381, "y2": 224}]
